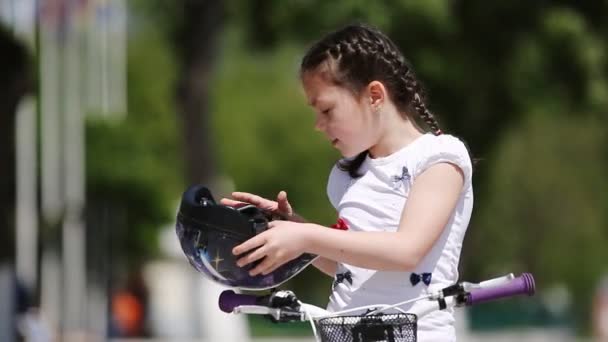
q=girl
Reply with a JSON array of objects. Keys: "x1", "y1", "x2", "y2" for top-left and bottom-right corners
[{"x1": 221, "y1": 23, "x2": 473, "y2": 341}]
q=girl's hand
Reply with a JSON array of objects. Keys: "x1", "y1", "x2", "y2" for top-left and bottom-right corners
[
  {"x1": 233, "y1": 221, "x2": 309, "y2": 276},
  {"x1": 220, "y1": 191, "x2": 294, "y2": 219}
]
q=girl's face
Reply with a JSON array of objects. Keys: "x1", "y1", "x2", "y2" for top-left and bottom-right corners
[{"x1": 302, "y1": 72, "x2": 381, "y2": 158}]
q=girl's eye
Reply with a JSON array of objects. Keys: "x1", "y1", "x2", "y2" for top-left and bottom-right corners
[{"x1": 322, "y1": 108, "x2": 332, "y2": 115}]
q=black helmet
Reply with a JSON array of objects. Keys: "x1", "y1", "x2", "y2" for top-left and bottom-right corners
[{"x1": 175, "y1": 185, "x2": 317, "y2": 290}]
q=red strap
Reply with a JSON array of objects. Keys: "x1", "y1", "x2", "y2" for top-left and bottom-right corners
[{"x1": 330, "y1": 217, "x2": 349, "y2": 230}]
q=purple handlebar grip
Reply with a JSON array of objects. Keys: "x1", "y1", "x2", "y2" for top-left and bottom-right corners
[
  {"x1": 466, "y1": 273, "x2": 535, "y2": 306},
  {"x1": 219, "y1": 290, "x2": 259, "y2": 313}
]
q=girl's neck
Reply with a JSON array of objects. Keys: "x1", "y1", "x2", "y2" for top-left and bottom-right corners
[{"x1": 368, "y1": 115, "x2": 425, "y2": 159}]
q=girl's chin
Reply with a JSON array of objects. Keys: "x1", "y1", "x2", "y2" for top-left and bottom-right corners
[
  {"x1": 339, "y1": 149, "x2": 364, "y2": 159},
  {"x1": 333, "y1": 141, "x2": 367, "y2": 158}
]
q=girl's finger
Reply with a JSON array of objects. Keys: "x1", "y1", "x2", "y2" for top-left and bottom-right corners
[
  {"x1": 236, "y1": 246, "x2": 266, "y2": 267},
  {"x1": 233, "y1": 235, "x2": 265, "y2": 256},
  {"x1": 232, "y1": 192, "x2": 273, "y2": 209},
  {"x1": 276, "y1": 191, "x2": 293, "y2": 216},
  {"x1": 231, "y1": 192, "x2": 266, "y2": 205},
  {"x1": 219, "y1": 198, "x2": 247, "y2": 207},
  {"x1": 261, "y1": 262, "x2": 281, "y2": 276},
  {"x1": 267, "y1": 221, "x2": 287, "y2": 229},
  {"x1": 249, "y1": 258, "x2": 276, "y2": 277}
]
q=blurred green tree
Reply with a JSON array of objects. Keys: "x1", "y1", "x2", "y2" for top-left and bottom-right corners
[
  {"x1": 470, "y1": 113, "x2": 608, "y2": 331},
  {"x1": 172, "y1": 0, "x2": 224, "y2": 186}
]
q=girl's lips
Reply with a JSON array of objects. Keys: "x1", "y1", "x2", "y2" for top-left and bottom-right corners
[{"x1": 331, "y1": 138, "x2": 339, "y2": 146}]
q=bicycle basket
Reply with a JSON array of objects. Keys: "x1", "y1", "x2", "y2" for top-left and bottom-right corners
[{"x1": 315, "y1": 313, "x2": 417, "y2": 342}]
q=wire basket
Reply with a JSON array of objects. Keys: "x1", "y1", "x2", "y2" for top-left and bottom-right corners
[{"x1": 314, "y1": 313, "x2": 417, "y2": 342}]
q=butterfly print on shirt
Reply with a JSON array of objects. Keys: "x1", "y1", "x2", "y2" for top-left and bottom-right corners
[
  {"x1": 391, "y1": 166, "x2": 411, "y2": 189},
  {"x1": 333, "y1": 271, "x2": 353, "y2": 289},
  {"x1": 410, "y1": 272, "x2": 432, "y2": 286}
]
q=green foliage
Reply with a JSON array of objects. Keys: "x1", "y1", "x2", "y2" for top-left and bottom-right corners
[
  {"x1": 468, "y1": 113, "x2": 608, "y2": 331},
  {"x1": 226, "y1": 0, "x2": 396, "y2": 49}
]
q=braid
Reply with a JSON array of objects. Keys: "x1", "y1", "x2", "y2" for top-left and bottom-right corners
[
  {"x1": 412, "y1": 92, "x2": 442, "y2": 136},
  {"x1": 395, "y1": 57, "x2": 443, "y2": 136},
  {"x1": 334, "y1": 28, "x2": 443, "y2": 136}
]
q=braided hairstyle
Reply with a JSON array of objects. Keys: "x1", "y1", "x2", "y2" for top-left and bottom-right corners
[{"x1": 300, "y1": 23, "x2": 442, "y2": 178}]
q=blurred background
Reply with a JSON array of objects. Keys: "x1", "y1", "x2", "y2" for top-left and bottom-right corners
[{"x1": 1, "y1": 0, "x2": 607, "y2": 341}]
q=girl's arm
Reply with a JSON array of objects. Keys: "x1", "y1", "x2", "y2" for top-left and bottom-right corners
[
  {"x1": 303, "y1": 162, "x2": 464, "y2": 271},
  {"x1": 286, "y1": 214, "x2": 338, "y2": 277},
  {"x1": 312, "y1": 257, "x2": 338, "y2": 276}
]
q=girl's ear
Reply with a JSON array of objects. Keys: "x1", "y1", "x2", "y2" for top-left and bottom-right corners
[{"x1": 367, "y1": 81, "x2": 386, "y2": 109}]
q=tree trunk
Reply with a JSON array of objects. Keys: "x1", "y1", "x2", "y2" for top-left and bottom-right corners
[
  {"x1": 174, "y1": 0, "x2": 224, "y2": 186},
  {"x1": 0, "y1": 28, "x2": 33, "y2": 263}
]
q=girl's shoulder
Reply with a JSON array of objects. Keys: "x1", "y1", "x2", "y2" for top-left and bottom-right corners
[
  {"x1": 416, "y1": 133, "x2": 471, "y2": 158},
  {"x1": 411, "y1": 133, "x2": 473, "y2": 186}
]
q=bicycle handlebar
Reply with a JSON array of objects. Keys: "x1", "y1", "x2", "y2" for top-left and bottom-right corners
[
  {"x1": 219, "y1": 289, "x2": 301, "y2": 315},
  {"x1": 219, "y1": 290, "x2": 262, "y2": 313},
  {"x1": 466, "y1": 272, "x2": 535, "y2": 305},
  {"x1": 219, "y1": 273, "x2": 536, "y2": 316}
]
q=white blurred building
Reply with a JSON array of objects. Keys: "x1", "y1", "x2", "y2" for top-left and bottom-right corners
[
  {"x1": 1, "y1": 0, "x2": 127, "y2": 339},
  {"x1": 143, "y1": 226, "x2": 250, "y2": 340}
]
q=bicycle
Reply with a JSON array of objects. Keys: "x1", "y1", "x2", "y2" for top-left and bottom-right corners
[{"x1": 218, "y1": 272, "x2": 535, "y2": 342}]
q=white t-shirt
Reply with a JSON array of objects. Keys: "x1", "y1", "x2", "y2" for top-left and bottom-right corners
[{"x1": 325, "y1": 133, "x2": 474, "y2": 342}]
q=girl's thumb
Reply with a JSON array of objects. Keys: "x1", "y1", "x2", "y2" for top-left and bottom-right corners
[{"x1": 277, "y1": 191, "x2": 292, "y2": 214}]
